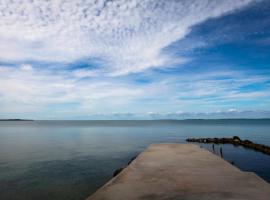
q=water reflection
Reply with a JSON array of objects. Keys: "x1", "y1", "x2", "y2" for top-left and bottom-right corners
[{"x1": 0, "y1": 120, "x2": 270, "y2": 200}]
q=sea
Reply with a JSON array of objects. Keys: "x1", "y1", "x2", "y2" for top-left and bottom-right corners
[{"x1": 0, "y1": 119, "x2": 270, "y2": 200}]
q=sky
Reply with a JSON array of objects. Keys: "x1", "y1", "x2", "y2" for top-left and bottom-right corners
[{"x1": 0, "y1": 0, "x2": 270, "y2": 119}]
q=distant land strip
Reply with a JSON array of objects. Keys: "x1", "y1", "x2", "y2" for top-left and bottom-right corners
[
  {"x1": 186, "y1": 136, "x2": 270, "y2": 155},
  {"x1": 0, "y1": 119, "x2": 34, "y2": 121}
]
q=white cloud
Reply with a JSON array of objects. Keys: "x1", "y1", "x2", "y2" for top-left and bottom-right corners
[
  {"x1": 0, "y1": 64, "x2": 269, "y2": 118},
  {"x1": 0, "y1": 65, "x2": 145, "y2": 117},
  {"x1": 82, "y1": 110, "x2": 270, "y2": 119},
  {"x1": 20, "y1": 64, "x2": 33, "y2": 71},
  {"x1": 0, "y1": 0, "x2": 257, "y2": 75},
  {"x1": 228, "y1": 108, "x2": 238, "y2": 112}
]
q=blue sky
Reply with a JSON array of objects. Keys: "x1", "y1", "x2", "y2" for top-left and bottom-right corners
[{"x1": 0, "y1": 0, "x2": 269, "y2": 119}]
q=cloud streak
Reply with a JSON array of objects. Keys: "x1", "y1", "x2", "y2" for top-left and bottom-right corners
[
  {"x1": 0, "y1": 64, "x2": 269, "y2": 119},
  {"x1": 0, "y1": 0, "x2": 256, "y2": 75}
]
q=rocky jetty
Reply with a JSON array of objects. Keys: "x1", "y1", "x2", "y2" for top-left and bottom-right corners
[{"x1": 186, "y1": 136, "x2": 270, "y2": 155}]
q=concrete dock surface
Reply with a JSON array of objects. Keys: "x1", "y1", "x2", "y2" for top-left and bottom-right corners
[{"x1": 87, "y1": 143, "x2": 270, "y2": 200}]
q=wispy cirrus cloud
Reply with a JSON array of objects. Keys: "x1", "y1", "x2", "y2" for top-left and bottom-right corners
[
  {"x1": 0, "y1": 64, "x2": 269, "y2": 119},
  {"x1": 0, "y1": 0, "x2": 257, "y2": 75}
]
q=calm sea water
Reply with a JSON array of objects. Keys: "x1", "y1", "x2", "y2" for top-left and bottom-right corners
[{"x1": 0, "y1": 119, "x2": 270, "y2": 200}]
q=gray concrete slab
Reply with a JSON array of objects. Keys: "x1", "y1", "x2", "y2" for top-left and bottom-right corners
[{"x1": 87, "y1": 144, "x2": 270, "y2": 200}]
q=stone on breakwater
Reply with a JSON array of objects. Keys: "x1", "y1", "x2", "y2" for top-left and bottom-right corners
[
  {"x1": 113, "y1": 155, "x2": 138, "y2": 177},
  {"x1": 113, "y1": 167, "x2": 124, "y2": 177}
]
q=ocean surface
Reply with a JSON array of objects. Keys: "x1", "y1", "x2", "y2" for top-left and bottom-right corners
[{"x1": 0, "y1": 119, "x2": 270, "y2": 200}]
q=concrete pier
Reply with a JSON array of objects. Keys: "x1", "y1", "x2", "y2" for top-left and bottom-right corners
[{"x1": 87, "y1": 144, "x2": 270, "y2": 200}]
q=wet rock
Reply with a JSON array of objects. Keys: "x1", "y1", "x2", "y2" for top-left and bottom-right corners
[
  {"x1": 112, "y1": 155, "x2": 138, "y2": 177},
  {"x1": 233, "y1": 136, "x2": 241, "y2": 142},
  {"x1": 113, "y1": 167, "x2": 124, "y2": 177},
  {"x1": 243, "y1": 140, "x2": 252, "y2": 144},
  {"x1": 128, "y1": 156, "x2": 137, "y2": 165}
]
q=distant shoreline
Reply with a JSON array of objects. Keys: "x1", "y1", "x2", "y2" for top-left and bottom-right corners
[
  {"x1": 1, "y1": 119, "x2": 269, "y2": 121},
  {"x1": 0, "y1": 119, "x2": 34, "y2": 121},
  {"x1": 26, "y1": 118, "x2": 270, "y2": 121}
]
